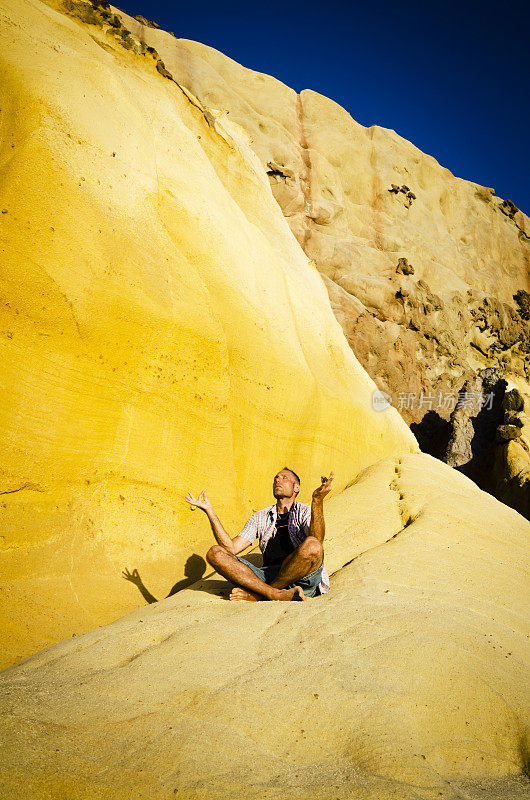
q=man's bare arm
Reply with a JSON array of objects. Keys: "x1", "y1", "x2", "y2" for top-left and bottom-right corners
[
  {"x1": 185, "y1": 490, "x2": 253, "y2": 555},
  {"x1": 309, "y1": 471, "x2": 334, "y2": 544}
]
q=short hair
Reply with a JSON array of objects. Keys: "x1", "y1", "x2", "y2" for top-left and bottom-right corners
[{"x1": 282, "y1": 466, "x2": 301, "y2": 486}]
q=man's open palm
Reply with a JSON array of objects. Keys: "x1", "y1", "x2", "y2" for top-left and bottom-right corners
[
  {"x1": 185, "y1": 489, "x2": 212, "y2": 512},
  {"x1": 312, "y1": 471, "x2": 334, "y2": 501}
]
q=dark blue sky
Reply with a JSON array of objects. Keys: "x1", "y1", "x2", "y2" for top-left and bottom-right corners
[{"x1": 117, "y1": 0, "x2": 529, "y2": 215}]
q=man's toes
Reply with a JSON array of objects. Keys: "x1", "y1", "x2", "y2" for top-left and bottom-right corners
[
  {"x1": 229, "y1": 587, "x2": 260, "y2": 602},
  {"x1": 230, "y1": 588, "x2": 249, "y2": 601}
]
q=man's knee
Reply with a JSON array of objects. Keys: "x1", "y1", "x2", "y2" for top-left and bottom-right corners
[
  {"x1": 206, "y1": 544, "x2": 227, "y2": 566},
  {"x1": 299, "y1": 536, "x2": 323, "y2": 559}
]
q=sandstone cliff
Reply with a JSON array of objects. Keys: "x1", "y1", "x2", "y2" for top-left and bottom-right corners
[
  {"x1": 113, "y1": 6, "x2": 529, "y2": 373},
  {"x1": 0, "y1": 0, "x2": 417, "y2": 667},
  {"x1": 110, "y1": 5, "x2": 530, "y2": 514}
]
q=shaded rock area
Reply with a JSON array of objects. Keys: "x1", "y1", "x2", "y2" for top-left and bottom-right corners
[
  {"x1": 410, "y1": 410, "x2": 453, "y2": 461},
  {"x1": 482, "y1": 390, "x2": 530, "y2": 513},
  {"x1": 444, "y1": 368, "x2": 508, "y2": 470},
  {"x1": 514, "y1": 289, "x2": 530, "y2": 320},
  {"x1": 443, "y1": 373, "x2": 530, "y2": 518}
]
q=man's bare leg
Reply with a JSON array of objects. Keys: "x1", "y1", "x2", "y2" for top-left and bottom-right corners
[
  {"x1": 206, "y1": 546, "x2": 305, "y2": 602},
  {"x1": 271, "y1": 535, "x2": 323, "y2": 588},
  {"x1": 229, "y1": 536, "x2": 323, "y2": 600}
]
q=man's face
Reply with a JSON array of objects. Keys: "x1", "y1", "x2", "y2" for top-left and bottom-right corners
[{"x1": 273, "y1": 469, "x2": 299, "y2": 500}]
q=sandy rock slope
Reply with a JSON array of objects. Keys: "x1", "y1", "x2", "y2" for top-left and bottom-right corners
[{"x1": 1, "y1": 452, "x2": 529, "y2": 800}]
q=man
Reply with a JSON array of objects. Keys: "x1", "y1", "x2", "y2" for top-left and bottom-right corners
[{"x1": 185, "y1": 468, "x2": 334, "y2": 601}]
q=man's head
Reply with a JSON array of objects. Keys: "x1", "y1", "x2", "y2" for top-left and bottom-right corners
[{"x1": 272, "y1": 467, "x2": 301, "y2": 500}]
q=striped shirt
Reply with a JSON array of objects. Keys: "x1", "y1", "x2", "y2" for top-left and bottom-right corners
[{"x1": 238, "y1": 501, "x2": 330, "y2": 594}]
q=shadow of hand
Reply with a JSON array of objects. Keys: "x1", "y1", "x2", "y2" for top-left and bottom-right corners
[
  {"x1": 122, "y1": 567, "x2": 157, "y2": 604},
  {"x1": 122, "y1": 567, "x2": 142, "y2": 587}
]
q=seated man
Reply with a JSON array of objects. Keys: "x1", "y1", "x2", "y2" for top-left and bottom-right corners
[{"x1": 185, "y1": 468, "x2": 333, "y2": 601}]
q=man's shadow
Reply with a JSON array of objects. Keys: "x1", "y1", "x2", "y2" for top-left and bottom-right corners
[
  {"x1": 122, "y1": 554, "x2": 207, "y2": 604},
  {"x1": 122, "y1": 551, "x2": 263, "y2": 602}
]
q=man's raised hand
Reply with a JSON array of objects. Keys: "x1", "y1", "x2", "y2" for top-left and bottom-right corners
[
  {"x1": 312, "y1": 471, "x2": 334, "y2": 502},
  {"x1": 185, "y1": 489, "x2": 213, "y2": 513}
]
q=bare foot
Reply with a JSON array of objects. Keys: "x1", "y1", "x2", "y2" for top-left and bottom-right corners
[
  {"x1": 229, "y1": 587, "x2": 261, "y2": 602},
  {"x1": 274, "y1": 586, "x2": 306, "y2": 601},
  {"x1": 229, "y1": 586, "x2": 306, "y2": 602}
]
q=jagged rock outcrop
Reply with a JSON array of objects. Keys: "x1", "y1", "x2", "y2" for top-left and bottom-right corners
[
  {"x1": 514, "y1": 290, "x2": 530, "y2": 321},
  {"x1": 444, "y1": 368, "x2": 508, "y2": 469},
  {"x1": 443, "y1": 373, "x2": 530, "y2": 518}
]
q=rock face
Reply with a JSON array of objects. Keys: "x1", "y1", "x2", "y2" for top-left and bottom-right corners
[
  {"x1": 443, "y1": 373, "x2": 530, "y2": 518},
  {"x1": 1, "y1": 453, "x2": 529, "y2": 800},
  {"x1": 108, "y1": 6, "x2": 530, "y2": 433},
  {"x1": 0, "y1": 0, "x2": 419, "y2": 668},
  {"x1": 444, "y1": 369, "x2": 508, "y2": 469}
]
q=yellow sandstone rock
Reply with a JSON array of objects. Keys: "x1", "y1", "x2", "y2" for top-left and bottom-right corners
[
  {"x1": 0, "y1": 0, "x2": 417, "y2": 667},
  {"x1": 1, "y1": 453, "x2": 528, "y2": 799}
]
